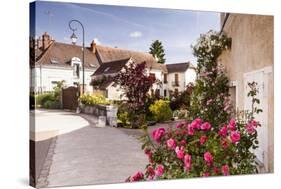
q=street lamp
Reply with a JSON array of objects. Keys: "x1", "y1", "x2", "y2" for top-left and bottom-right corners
[{"x1": 69, "y1": 19, "x2": 85, "y2": 95}]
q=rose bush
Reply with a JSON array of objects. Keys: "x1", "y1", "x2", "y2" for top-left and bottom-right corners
[{"x1": 126, "y1": 116, "x2": 260, "y2": 181}]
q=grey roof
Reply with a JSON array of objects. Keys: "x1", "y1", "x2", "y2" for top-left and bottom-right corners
[{"x1": 166, "y1": 62, "x2": 190, "y2": 73}]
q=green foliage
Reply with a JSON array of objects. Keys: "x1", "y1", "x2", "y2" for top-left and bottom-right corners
[
  {"x1": 149, "y1": 100, "x2": 173, "y2": 122},
  {"x1": 149, "y1": 40, "x2": 166, "y2": 64},
  {"x1": 79, "y1": 93, "x2": 110, "y2": 105},
  {"x1": 190, "y1": 30, "x2": 232, "y2": 130}
]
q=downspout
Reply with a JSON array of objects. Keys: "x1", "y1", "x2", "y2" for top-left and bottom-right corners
[{"x1": 220, "y1": 13, "x2": 230, "y2": 34}]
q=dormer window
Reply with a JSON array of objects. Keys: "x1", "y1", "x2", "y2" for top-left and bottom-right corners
[{"x1": 71, "y1": 57, "x2": 81, "y2": 78}]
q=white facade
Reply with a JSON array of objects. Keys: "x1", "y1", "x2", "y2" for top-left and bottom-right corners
[
  {"x1": 31, "y1": 65, "x2": 96, "y2": 93},
  {"x1": 166, "y1": 69, "x2": 196, "y2": 95}
]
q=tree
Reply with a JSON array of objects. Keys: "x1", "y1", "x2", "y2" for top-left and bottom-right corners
[
  {"x1": 113, "y1": 61, "x2": 156, "y2": 112},
  {"x1": 149, "y1": 40, "x2": 166, "y2": 64},
  {"x1": 190, "y1": 30, "x2": 232, "y2": 130}
]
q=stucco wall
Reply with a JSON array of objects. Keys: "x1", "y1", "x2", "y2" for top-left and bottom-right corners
[{"x1": 219, "y1": 14, "x2": 274, "y2": 172}]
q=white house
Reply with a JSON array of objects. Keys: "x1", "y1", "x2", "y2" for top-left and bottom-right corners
[
  {"x1": 31, "y1": 32, "x2": 196, "y2": 101},
  {"x1": 30, "y1": 32, "x2": 99, "y2": 93}
]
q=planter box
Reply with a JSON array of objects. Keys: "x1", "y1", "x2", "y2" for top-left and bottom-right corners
[{"x1": 79, "y1": 104, "x2": 118, "y2": 127}]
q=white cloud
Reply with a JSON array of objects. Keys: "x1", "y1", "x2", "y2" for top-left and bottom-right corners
[
  {"x1": 129, "y1": 31, "x2": 143, "y2": 38},
  {"x1": 93, "y1": 38, "x2": 101, "y2": 45}
]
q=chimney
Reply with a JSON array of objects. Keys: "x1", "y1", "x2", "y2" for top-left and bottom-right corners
[
  {"x1": 42, "y1": 32, "x2": 51, "y2": 50},
  {"x1": 90, "y1": 40, "x2": 97, "y2": 53}
]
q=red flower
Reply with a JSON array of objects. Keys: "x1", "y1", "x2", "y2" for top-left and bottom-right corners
[
  {"x1": 203, "y1": 172, "x2": 210, "y2": 177},
  {"x1": 152, "y1": 127, "x2": 165, "y2": 143},
  {"x1": 204, "y1": 151, "x2": 213, "y2": 166},
  {"x1": 221, "y1": 165, "x2": 230, "y2": 176},
  {"x1": 131, "y1": 171, "x2": 144, "y2": 181},
  {"x1": 218, "y1": 125, "x2": 228, "y2": 137},
  {"x1": 166, "y1": 138, "x2": 176, "y2": 150},
  {"x1": 201, "y1": 122, "x2": 212, "y2": 131},
  {"x1": 200, "y1": 135, "x2": 208, "y2": 145},
  {"x1": 221, "y1": 139, "x2": 229, "y2": 149},
  {"x1": 228, "y1": 118, "x2": 236, "y2": 131},
  {"x1": 175, "y1": 146, "x2": 185, "y2": 159},
  {"x1": 230, "y1": 131, "x2": 240, "y2": 143},
  {"x1": 155, "y1": 165, "x2": 164, "y2": 177},
  {"x1": 184, "y1": 154, "x2": 192, "y2": 171}
]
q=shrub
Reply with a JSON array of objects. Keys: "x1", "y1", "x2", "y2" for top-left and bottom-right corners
[
  {"x1": 35, "y1": 93, "x2": 56, "y2": 107},
  {"x1": 149, "y1": 100, "x2": 173, "y2": 122},
  {"x1": 170, "y1": 83, "x2": 194, "y2": 111},
  {"x1": 79, "y1": 93, "x2": 110, "y2": 105},
  {"x1": 42, "y1": 100, "x2": 60, "y2": 109}
]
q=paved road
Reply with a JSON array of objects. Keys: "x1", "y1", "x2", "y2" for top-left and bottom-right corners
[{"x1": 33, "y1": 110, "x2": 147, "y2": 188}]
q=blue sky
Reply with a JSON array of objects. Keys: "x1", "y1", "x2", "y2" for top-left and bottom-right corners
[{"x1": 32, "y1": 1, "x2": 221, "y2": 64}]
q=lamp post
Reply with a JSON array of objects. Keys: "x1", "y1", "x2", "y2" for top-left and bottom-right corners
[{"x1": 69, "y1": 19, "x2": 85, "y2": 95}]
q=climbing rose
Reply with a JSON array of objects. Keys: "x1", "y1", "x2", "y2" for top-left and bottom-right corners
[
  {"x1": 228, "y1": 118, "x2": 236, "y2": 131},
  {"x1": 204, "y1": 152, "x2": 213, "y2": 166},
  {"x1": 230, "y1": 131, "x2": 241, "y2": 143},
  {"x1": 155, "y1": 165, "x2": 164, "y2": 177},
  {"x1": 176, "y1": 121, "x2": 187, "y2": 128},
  {"x1": 218, "y1": 125, "x2": 228, "y2": 137},
  {"x1": 201, "y1": 122, "x2": 212, "y2": 131},
  {"x1": 131, "y1": 171, "x2": 144, "y2": 181},
  {"x1": 175, "y1": 146, "x2": 185, "y2": 159},
  {"x1": 200, "y1": 135, "x2": 208, "y2": 145},
  {"x1": 245, "y1": 123, "x2": 256, "y2": 134},
  {"x1": 184, "y1": 154, "x2": 192, "y2": 171},
  {"x1": 213, "y1": 166, "x2": 219, "y2": 174},
  {"x1": 152, "y1": 127, "x2": 165, "y2": 143},
  {"x1": 221, "y1": 165, "x2": 230, "y2": 176},
  {"x1": 166, "y1": 138, "x2": 176, "y2": 150}
]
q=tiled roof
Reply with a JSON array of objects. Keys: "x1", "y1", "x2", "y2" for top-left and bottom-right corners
[
  {"x1": 166, "y1": 62, "x2": 190, "y2": 73},
  {"x1": 95, "y1": 45, "x2": 164, "y2": 71},
  {"x1": 36, "y1": 42, "x2": 100, "y2": 69},
  {"x1": 92, "y1": 58, "x2": 130, "y2": 76}
]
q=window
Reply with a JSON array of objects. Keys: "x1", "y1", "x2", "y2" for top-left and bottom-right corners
[
  {"x1": 150, "y1": 73, "x2": 156, "y2": 79},
  {"x1": 164, "y1": 89, "x2": 167, "y2": 97},
  {"x1": 155, "y1": 89, "x2": 160, "y2": 97},
  {"x1": 164, "y1": 73, "x2": 168, "y2": 84},
  {"x1": 174, "y1": 73, "x2": 179, "y2": 86},
  {"x1": 73, "y1": 64, "x2": 80, "y2": 78}
]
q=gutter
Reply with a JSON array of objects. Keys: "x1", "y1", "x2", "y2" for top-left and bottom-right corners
[{"x1": 220, "y1": 13, "x2": 230, "y2": 34}]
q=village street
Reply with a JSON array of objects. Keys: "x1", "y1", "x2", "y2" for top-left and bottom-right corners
[{"x1": 33, "y1": 109, "x2": 148, "y2": 188}]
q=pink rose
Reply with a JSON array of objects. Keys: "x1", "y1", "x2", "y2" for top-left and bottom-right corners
[
  {"x1": 146, "y1": 166, "x2": 155, "y2": 178},
  {"x1": 184, "y1": 154, "x2": 192, "y2": 171},
  {"x1": 245, "y1": 123, "x2": 256, "y2": 134},
  {"x1": 152, "y1": 127, "x2": 165, "y2": 143},
  {"x1": 176, "y1": 121, "x2": 187, "y2": 128},
  {"x1": 190, "y1": 118, "x2": 202, "y2": 129},
  {"x1": 218, "y1": 125, "x2": 228, "y2": 137},
  {"x1": 180, "y1": 139, "x2": 187, "y2": 146},
  {"x1": 200, "y1": 135, "x2": 208, "y2": 145},
  {"x1": 221, "y1": 165, "x2": 229, "y2": 176},
  {"x1": 166, "y1": 138, "x2": 176, "y2": 150},
  {"x1": 131, "y1": 171, "x2": 144, "y2": 181},
  {"x1": 230, "y1": 131, "x2": 240, "y2": 143},
  {"x1": 175, "y1": 146, "x2": 185, "y2": 159},
  {"x1": 203, "y1": 172, "x2": 210, "y2": 177},
  {"x1": 228, "y1": 118, "x2": 236, "y2": 131},
  {"x1": 213, "y1": 166, "x2": 219, "y2": 174},
  {"x1": 204, "y1": 152, "x2": 213, "y2": 166},
  {"x1": 250, "y1": 120, "x2": 258, "y2": 127},
  {"x1": 206, "y1": 99, "x2": 213, "y2": 105},
  {"x1": 201, "y1": 122, "x2": 212, "y2": 131},
  {"x1": 187, "y1": 124, "x2": 195, "y2": 135},
  {"x1": 155, "y1": 164, "x2": 164, "y2": 177}
]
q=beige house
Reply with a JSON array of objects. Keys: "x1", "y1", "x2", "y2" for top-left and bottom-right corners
[{"x1": 219, "y1": 13, "x2": 274, "y2": 172}]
